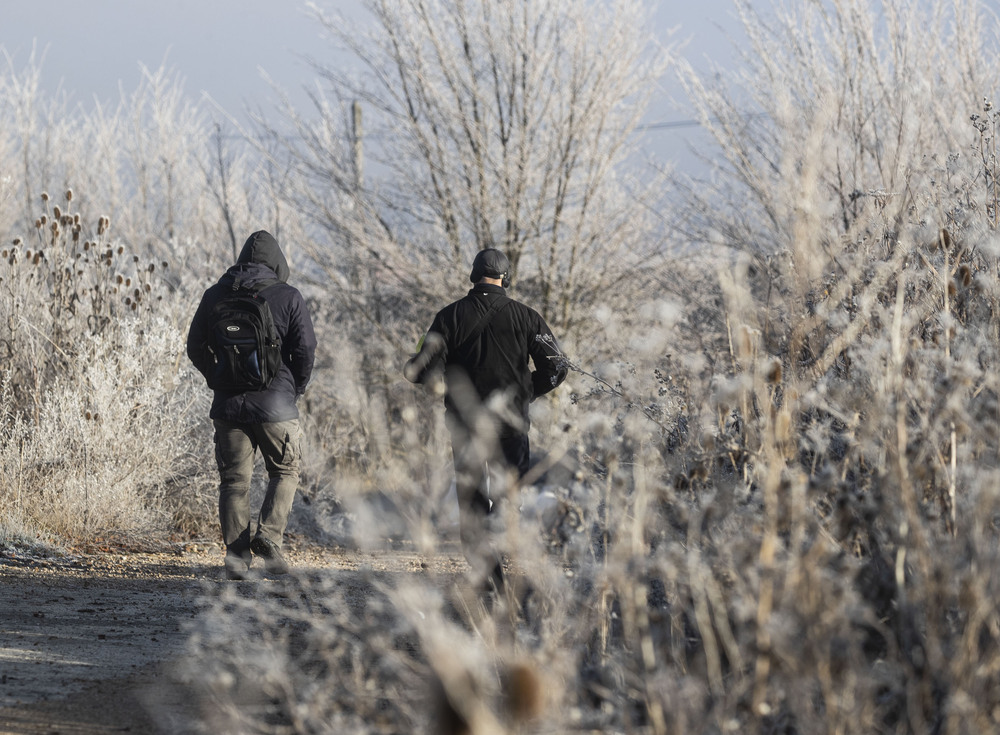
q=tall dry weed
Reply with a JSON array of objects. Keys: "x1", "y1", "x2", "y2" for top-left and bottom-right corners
[{"x1": 168, "y1": 2, "x2": 1000, "y2": 734}]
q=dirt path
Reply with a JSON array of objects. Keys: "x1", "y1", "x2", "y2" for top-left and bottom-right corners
[{"x1": 0, "y1": 541, "x2": 466, "y2": 735}]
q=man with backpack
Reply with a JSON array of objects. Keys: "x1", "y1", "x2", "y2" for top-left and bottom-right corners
[
  {"x1": 404, "y1": 248, "x2": 567, "y2": 592},
  {"x1": 187, "y1": 230, "x2": 316, "y2": 580}
]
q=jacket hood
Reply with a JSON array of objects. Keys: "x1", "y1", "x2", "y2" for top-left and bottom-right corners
[{"x1": 236, "y1": 230, "x2": 290, "y2": 283}]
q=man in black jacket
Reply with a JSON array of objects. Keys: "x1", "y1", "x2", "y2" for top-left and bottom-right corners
[
  {"x1": 405, "y1": 248, "x2": 567, "y2": 589},
  {"x1": 187, "y1": 231, "x2": 317, "y2": 579}
]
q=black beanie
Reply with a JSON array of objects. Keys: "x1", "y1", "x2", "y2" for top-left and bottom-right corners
[{"x1": 469, "y1": 248, "x2": 510, "y2": 283}]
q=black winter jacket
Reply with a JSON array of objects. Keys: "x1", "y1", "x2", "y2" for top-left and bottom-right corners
[
  {"x1": 405, "y1": 283, "x2": 567, "y2": 432},
  {"x1": 186, "y1": 231, "x2": 317, "y2": 423}
]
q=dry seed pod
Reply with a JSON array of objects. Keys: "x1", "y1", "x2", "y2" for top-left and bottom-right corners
[
  {"x1": 65, "y1": 188, "x2": 73, "y2": 201},
  {"x1": 765, "y1": 357, "x2": 783, "y2": 384},
  {"x1": 53, "y1": 205, "x2": 61, "y2": 219},
  {"x1": 958, "y1": 264, "x2": 972, "y2": 287},
  {"x1": 41, "y1": 191, "x2": 49, "y2": 202},
  {"x1": 502, "y1": 662, "x2": 543, "y2": 723}
]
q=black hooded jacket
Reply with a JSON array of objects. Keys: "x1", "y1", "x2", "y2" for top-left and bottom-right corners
[
  {"x1": 405, "y1": 283, "x2": 567, "y2": 433},
  {"x1": 187, "y1": 231, "x2": 317, "y2": 423}
]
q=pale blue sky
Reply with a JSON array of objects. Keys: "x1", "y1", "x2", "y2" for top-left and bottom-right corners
[
  {"x1": 0, "y1": 0, "x2": 747, "y2": 175},
  {"x1": 1, "y1": 5, "x2": 741, "y2": 115}
]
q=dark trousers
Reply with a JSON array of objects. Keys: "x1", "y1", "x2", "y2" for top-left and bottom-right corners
[
  {"x1": 213, "y1": 419, "x2": 301, "y2": 560},
  {"x1": 448, "y1": 415, "x2": 529, "y2": 582}
]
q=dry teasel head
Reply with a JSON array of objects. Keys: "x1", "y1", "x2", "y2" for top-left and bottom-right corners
[
  {"x1": 11, "y1": 238, "x2": 21, "y2": 246},
  {"x1": 116, "y1": 274, "x2": 124, "y2": 285},
  {"x1": 957, "y1": 264, "x2": 972, "y2": 287},
  {"x1": 117, "y1": 246, "x2": 124, "y2": 255},
  {"x1": 40, "y1": 191, "x2": 49, "y2": 202},
  {"x1": 53, "y1": 205, "x2": 62, "y2": 219},
  {"x1": 34, "y1": 219, "x2": 41, "y2": 229},
  {"x1": 765, "y1": 357, "x2": 783, "y2": 384},
  {"x1": 65, "y1": 188, "x2": 73, "y2": 202},
  {"x1": 125, "y1": 277, "x2": 131, "y2": 287},
  {"x1": 501, "y1": 662, "x2": 544, "y2": 724}
]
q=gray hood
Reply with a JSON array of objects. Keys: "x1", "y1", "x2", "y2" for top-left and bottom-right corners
[{"x1": 236, "y1": 230, "x2": 290, "y2": 283}]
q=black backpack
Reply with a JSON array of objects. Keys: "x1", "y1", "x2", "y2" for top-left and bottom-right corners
[{"x1": 205, "y1": 278, "x2": 282, "y2": 392}]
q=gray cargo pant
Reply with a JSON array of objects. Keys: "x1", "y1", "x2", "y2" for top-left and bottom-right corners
[{"x1": 214, "y1": 419, "x2": 302, "y2": 559}]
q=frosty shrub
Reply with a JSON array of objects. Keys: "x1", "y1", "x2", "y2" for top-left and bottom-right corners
[
  {"x1": 0, "y1": 50, "x2": 274, "y2": 285},
  {"x1": 0, "y1": 190, "x2": 213, "y2": 544}
]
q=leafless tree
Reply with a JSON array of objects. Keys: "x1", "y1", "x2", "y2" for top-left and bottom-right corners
[{"x1": 254, "y1": 0, "x2": 672, "y2": 336}]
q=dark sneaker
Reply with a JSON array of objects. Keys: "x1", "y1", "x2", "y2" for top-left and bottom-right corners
[
  {"x1": 250, "y1": 535, "x2": 290, "y2": 575},
  {"x1": 224, "y1": 553, "x2": 251, "y2": 581}
]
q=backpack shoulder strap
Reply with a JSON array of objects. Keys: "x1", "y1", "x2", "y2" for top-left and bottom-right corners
[
  {"x1": 454, "y1": 295, "x2": 510, "y2": 355},
  {"x1": 230, "y1": 277, "x2": 280, "y2": 295}
]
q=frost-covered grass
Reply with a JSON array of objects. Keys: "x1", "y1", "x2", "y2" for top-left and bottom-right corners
[
  {"x1": 166, "y1": 2, "x2": 1000, "y2": 732},
  {"x1": 0, "y1": 191, "x2": 214, "y2": 546},
  {"x1": 5, "y1": 0, "x2": 1000, "y2": 731}
]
